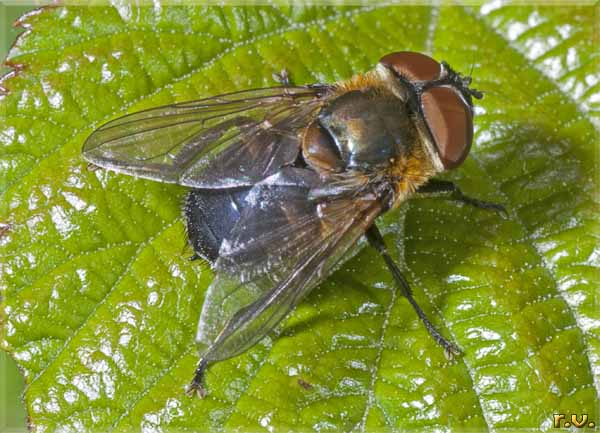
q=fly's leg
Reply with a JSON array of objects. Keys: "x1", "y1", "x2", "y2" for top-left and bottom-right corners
[
  {"x1": 273, "y1": 69, "x2": 292, "y2": 86},
  {"x1": 417, "y1": 179, "x2": 508, "y2": 218},
  {"x1": 273, "y1": 69, "x2": 331, "y2": 103},
  {"x1": 186, "y1": 357, "x2": 208, "y2": 399},
  {"x1": 86, "y1": 162, "x2": 100, "y2": 172},
  {"x1": 272, "y1": 69, "x2": 329, "y2": 93},
  {"x1": 0, "y1": 223, "x2": 11, "y2": 238},
  {"x1": 365, "y1": 224, "x2": 461, "y2": 359}
]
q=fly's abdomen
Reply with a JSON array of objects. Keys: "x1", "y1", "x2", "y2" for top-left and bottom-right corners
[{"x1": 185, "y1": 188, "x2": 251, "y2": 264}]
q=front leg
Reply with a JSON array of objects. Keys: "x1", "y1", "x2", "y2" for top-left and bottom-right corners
[
  {"x1": 273, "y1": 69, "x2": 329, "y2": 93},
  {"x1": 417, "y1": 179, "x2": 508, "y2": 218}
]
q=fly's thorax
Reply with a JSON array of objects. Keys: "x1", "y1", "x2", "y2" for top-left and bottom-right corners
[
  {"x1": 301, "y1": 76, "x2": 420, "y2": 176},
  {"x1": 386, "y1": 137, "x2": 437, "y2": 209},
  {"x1": 301, "y1": 73, "x2": 439, "y2": 210},
  {"x1": 319, "y1": 89, "x2": 415, "y2": 171}
]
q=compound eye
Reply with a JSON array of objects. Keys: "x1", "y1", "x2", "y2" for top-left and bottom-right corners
[
  {"x1": 379, "y1": 51, "x2": 441, "y2": 82},
  {"x1": 421, "y1": 86, "x2": 473, "y2": 169}
]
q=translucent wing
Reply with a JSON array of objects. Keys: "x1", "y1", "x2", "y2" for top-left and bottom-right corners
[
  {"x1": 82, "y1": 86, "x2": 328, "y2": 188},
  {"x1": 196, "y1": 167, "x2": 383, "y2": 363}
]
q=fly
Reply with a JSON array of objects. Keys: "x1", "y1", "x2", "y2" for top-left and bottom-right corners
[{"x1": 82, "y1": 51, "x2": 507, "y2": 398}]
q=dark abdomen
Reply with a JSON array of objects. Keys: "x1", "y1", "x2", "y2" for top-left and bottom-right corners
[{"x1": 184, "y1": 188, "x2": 251, "y2": 265}]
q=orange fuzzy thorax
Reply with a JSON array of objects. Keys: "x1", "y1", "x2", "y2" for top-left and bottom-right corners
[
  {"x1": 331, "y1": 70, "x2": 390, "y2": 96},
  {"x1": 387, "y1": 132, "x2": 437, "y2": 209}
]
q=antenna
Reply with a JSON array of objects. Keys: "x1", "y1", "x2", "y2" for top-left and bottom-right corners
[{"x1": 468, "y1": 49, "x2": 476, "y2": 79}]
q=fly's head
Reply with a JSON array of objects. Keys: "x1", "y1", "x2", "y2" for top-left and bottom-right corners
[{"x1": 377, "y1": 51, "x2": 483, "y2": 173}]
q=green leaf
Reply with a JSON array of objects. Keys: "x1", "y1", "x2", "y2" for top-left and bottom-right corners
[{"x1": 1, "y1": 4, "x2": 597, "y2": 432}]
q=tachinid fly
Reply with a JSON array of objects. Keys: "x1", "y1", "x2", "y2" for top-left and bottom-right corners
[{"x1": 83, "y1": 51, "x2": 506, "y2": 398}]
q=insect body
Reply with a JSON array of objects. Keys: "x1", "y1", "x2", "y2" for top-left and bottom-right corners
[{"x1": 83, "y1": 51, "x2": 505, "y2": 398}]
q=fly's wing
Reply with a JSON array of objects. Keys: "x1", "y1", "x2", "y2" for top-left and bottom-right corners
[
  {"x1": 82, "y1": 86, "x2": 327, "y2": 188},
  {"x1": 196, "y1": 167, "x2": 382, "y2": 363}
]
